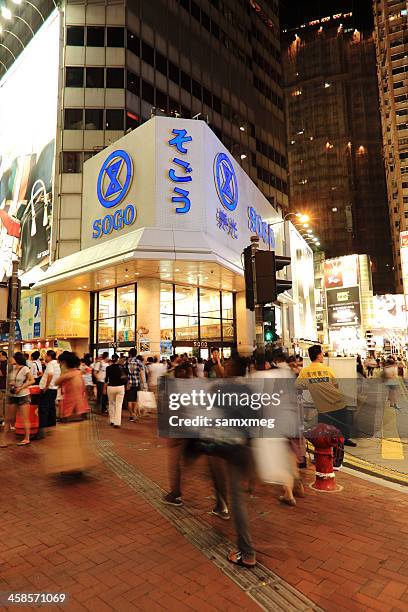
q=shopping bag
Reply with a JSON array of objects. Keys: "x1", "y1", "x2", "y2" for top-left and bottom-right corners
[
  {"x1": 137, "y1": 390, "x2": 157, "y2": 412},
  {"x1": 252, "y1": 438, "x2": 295, "y2": 487}
]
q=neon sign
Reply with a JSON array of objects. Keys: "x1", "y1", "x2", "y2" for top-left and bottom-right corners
[{"x1": 247, "y1": 206, "x2": 275, "y2": 248}]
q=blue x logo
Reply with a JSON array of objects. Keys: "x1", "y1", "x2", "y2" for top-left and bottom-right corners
[
  {"x1": 97, "y1": 150, "x2": 133, "y2": 208},
  {"x1": 214, "y1": 153, "x2": 238, "y2": 211}
]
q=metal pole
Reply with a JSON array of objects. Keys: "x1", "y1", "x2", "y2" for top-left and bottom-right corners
[
  {"x1": 250, "y1": 235, "x2": 265, "y2": 358},
  {"x1": 6, "y1": 258, "x2": 20, "y2": 392}
]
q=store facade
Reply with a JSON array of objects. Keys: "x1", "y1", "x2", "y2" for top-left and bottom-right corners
[{"x1": 36, "y1": 116, "x2": 315, "y2": 356}]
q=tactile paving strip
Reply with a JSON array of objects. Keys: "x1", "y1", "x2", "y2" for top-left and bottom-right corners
[{"x1": 91, "y1": 416, "x2": 323, "y2": 612}]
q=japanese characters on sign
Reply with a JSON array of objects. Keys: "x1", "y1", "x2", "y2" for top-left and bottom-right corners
[
  {"x1": 168, "y1": 128, "x2": 193, "y2": 214},
  {"x1": 216, "y1": 208, "x2": 238, "y2": 240}
]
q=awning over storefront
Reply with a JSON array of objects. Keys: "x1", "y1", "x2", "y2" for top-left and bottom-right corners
[{"x1": 34, "y1": 227, "x2": 244, "y2": 290}]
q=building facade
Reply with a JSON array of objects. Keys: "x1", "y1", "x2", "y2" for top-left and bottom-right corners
[
  {"x1": 282, "y1": 12, "x2": 394, "y2": 293},
  {"x1": 373, "y1": 0, "x2": 408, "y2": 293},
  {"x1": 56, "y1": 0, "x2": 288, "y2": 260}
]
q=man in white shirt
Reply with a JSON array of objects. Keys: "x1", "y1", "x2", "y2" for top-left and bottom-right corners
[
  {"x1": 38, "y1": 350, "x2": 61, "y2": 436},
  {"x1": 93, "y1": 352, "x2": 109, "y2": 413}
]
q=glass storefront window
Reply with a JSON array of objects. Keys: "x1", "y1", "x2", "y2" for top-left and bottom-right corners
[
  {"x1": 222, "y1": 320, "x2": 234, "y2": 341},
  {"x1": 200, "y1": 288, "x2": 221, "y2": 319},
  {"x1": 200, "y1": 318, "x2": 222, "y2": 342},
  {"x1": 174, "y1": 286, "x2": 198, "y2": 317},
  {"x1": 117, "y1": 285, "x2": 135, "y2": 316},
  {"x1": 160, "y1": 283, "x2": 173, "y2": 315},
  {"x1": 98, "y1": 289, "x2": 115, "y2": 319},
  {"x1": 222, "y1": 291, "x2": 234, "y2": 320},
  {"x1": 117, "y1": 315, "x2": 135, "y2": 342},
  {"x1": 175, "y1": 315, "x2": 199, "y2": 340},
  {"x1": 160, "y1": 313, "x2": 173, "y2": 341},
  {"x1": 98, "y1": 318, "x2": 114, "y2": 342}
]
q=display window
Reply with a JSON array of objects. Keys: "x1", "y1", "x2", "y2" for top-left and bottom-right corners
[{"x1": 91, "y1": 282, "x2": 236, "y2": 356}]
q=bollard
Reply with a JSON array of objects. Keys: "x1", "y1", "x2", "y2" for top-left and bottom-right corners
[{"x1": 306, "y1": 423, "x2": 344, "y2": 492}]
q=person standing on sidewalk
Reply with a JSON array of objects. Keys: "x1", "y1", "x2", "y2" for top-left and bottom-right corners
[
  {"x1": 38, "y1": 350, "x2": 61, "y2": 436},
  {"x1": 28, "y1": 351, "x2": 43, "y2": 385},
  {"x1": 126, "y1": 348, "x2": 145, "y2": 422},
  {"x1": 0, "y1": 351, "x2": 7, "y2": 426},
  {"x1": 1, "y1": 352, "x2": 34, "y2": 447},
  {"x1": 93, "y1": 352, "x2": 109, "y2": 414},
  {"x1": 204, "y1": 347, "x2": 224, "y2": 378},
  {"x1": 296, "y1": 345, "x2": 357, "y2": 448},
  {"x1": 105, "y1": 354, "x2": 127, "y2": 428}
]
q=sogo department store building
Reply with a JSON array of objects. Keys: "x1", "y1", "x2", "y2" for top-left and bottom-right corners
[{"x1": 35, "y1": 117, "x2": 316, "y2": 357}]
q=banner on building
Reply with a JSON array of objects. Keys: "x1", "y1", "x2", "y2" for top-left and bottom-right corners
[
  {"x1": 324, "y1": 255, "x2": 359, "y2": 289},
  {"x1": 327, "y1": 286, "x2": 361, "y2": 328},
  {"x1": 373, "y1": 294, "x2": 407, "y2": 330}
]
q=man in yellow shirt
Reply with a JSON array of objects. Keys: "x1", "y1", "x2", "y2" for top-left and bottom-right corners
[{"x1": 296, "y1": 345, "x2": 357, "y2": 447}]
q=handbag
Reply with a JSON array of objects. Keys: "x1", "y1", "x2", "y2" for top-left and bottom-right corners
[{"x1": 137, "y1": 390, "x2": 157, "y2": 412}]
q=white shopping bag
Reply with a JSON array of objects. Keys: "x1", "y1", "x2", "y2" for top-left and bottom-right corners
[
  {"x1": 252, "y1": 438, "x2": 295, "y2": 487},
  {"x1": 137, "y1": 390, "x2": 157, "y2": 412}
]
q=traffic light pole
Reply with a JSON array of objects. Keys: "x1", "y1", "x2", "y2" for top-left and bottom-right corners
[
  {"x1": 250, "y1": 235, "x2": 265, "y2": 358},
  {"x1": 6, "y1": 258, "x2": 20, "y2": 393}
]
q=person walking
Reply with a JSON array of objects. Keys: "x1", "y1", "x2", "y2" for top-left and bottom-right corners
[
  {"x1": 38, "y1": 349, "x2": 61, "y2": 436},
  {"x1": 28, "y1": 351, "x2": 43, "y2": 385},
  {"x1": 105, "y1": 354, "x2": 127, "y2": 428},
  {"x1": 93, "y1": 352, "x2": 109, "y2": 413},
  {"x1": 383, "y1": 357, "x2": 399, "y2": 410},
  {"x1": 126, "y1": 348, "x2": 145, "y2": 421},
  {"x1": 146, "y1": 356, "x2": 166, "y2": 399},
  {"x1": 1, "y1": 352, "x2": 34, "y2": 447},
  {"x1": 80, "y1": 355, "x2": 94, "y2": 402},
  {"x1": 56, "y1": 352, "x2": 89, "y2": 419},
  {"x1": 296, "y1": 345, "x2": 357, "y2": 448},
  {"x1": 0, "y1": 350, "x2": 7, "y2": 426}
]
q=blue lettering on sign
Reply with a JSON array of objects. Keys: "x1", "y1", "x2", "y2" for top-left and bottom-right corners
[
  {"x1": 214, "y1": 152, "x2": 238, "y2": 211},
  {"x1": 93, "y1": 149, "x2": 137, "y2": 239},
  {"x1": 247, "y1": 206, "x2": 275, "y2": 248},
  {"x1": 168, "y1": 129, "x2": 193, "y2": 213},
  {"x1": 93, "y1": 204, "x2": 136, "y2": 238}
]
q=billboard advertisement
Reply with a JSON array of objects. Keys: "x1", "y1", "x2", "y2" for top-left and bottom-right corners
[
  {"x1": 324, "y1": 255, "x2": 359, "y2": 289},
  {"x1": 373, "y1": 294, "x2": 407, "y2": 330},
  {"x1": 289, "y1": 225, "x2": 316, "y2": 339},
  {"x1": 0, "y1": 11, "x2": 59, "y2": 280},
  {"x1": 400, "y1": 231, "x2": 408, "y2": 297},
  {"x1": 327, "y1": 286, "x2": 361, "y2": 328}
]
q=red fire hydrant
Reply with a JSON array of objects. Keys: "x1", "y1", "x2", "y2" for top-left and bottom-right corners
[{"x1": 306, "y1": 423, "x2": 344, "y2": 492}]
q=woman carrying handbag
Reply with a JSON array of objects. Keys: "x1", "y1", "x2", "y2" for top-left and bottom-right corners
[{"x1": 104, "y1": 354, "x2": 127, "y2": 428}]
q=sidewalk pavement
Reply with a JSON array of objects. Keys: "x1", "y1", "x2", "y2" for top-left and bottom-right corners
[{"x1": 0, "y1": 413, "x2": 407, "y2": 612}]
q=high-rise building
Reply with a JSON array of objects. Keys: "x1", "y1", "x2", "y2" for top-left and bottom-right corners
[
  {"x1": 282, "y1": 11, "x2": 394, "y2": 293},
  {"x1": 0, "y1": 0, "x2": 288, "y2": 261},
  {"x1": 373, "y1": 0, "x2": 408, "y2": 293}
]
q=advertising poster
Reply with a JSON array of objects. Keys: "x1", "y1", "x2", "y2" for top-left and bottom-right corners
[
  {"x1": 327, "y1": 286, "x2": 361, "y2": 328},
  {"x1": 324, "y1": 255, "x2": 359, "y2": 289},
  {"x1": 19, "y1": 294, "x2": 42, "y2": 340},
  {"x1": 373, "y1": 294, "x2": 407, "y2": 330},
  {"x1": 289, "y1": 226, "x2": 316, "y2": 339},
  {"x1": 400, "y1": 231, "x2": 408, "y2": 297},
  {"x1": 0, "y1": 12, "x2": 59, "y2": 280}
]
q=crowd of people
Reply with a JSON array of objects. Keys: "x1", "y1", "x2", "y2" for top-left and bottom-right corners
[{"x1": 0, "y1": 342, "x2": 402, "y2": 567}]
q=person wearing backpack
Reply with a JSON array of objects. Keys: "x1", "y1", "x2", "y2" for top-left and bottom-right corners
[{"x1": 29, "y1": 351, "x2": 43, "y2": 385}]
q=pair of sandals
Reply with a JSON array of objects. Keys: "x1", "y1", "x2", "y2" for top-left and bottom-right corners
[{"x1": 0, "y1": 439, "x2": 30, "y2": 448}]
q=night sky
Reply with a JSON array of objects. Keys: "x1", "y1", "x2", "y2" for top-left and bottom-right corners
[{"x1": 279, "y1": 0, "x2": 374, "y2": 32}]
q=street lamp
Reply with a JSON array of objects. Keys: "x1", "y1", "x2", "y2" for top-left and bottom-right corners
[{"x1": 269, "y1": 212, "x2": 309, "y2": 227}]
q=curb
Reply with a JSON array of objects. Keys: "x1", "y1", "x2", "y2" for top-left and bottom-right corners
[{"x1": 343, "y1": 453, "x2": 408, "y2": 487}]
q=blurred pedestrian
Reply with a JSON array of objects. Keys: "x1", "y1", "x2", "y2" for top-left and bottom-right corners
[
  {"x1": 105, "y1": 354, "x2": 127, "y2": 428},
  {"x1": 56, "y1": 352, "x2": 89, "y2": 419},
  {"x1": 1, "y1": 352, "x2": 34, "y2": 447},
  {"x1": 80, "y1": 354, "x2": 94, "y2": 402},
  {"x1": 146, "y1": 356, "x2": 166, "y2": 399},
  {"x1": 383, "y1": 357, "x2": 399, "y2": 410}
]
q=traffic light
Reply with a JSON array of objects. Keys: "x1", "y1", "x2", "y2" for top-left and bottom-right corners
[
  {"x1": 263, "y1": 307, "x2": 278, "y2": 343},
  {"x1": 272, "y1": 253, "x2": 292, "y2": 300},
  {"x1": 243, "y1": 248, "x2": 292, "y2": 310},
  {"x1": 264, "y1": 323, "x2": 275, "y2": 343}
]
